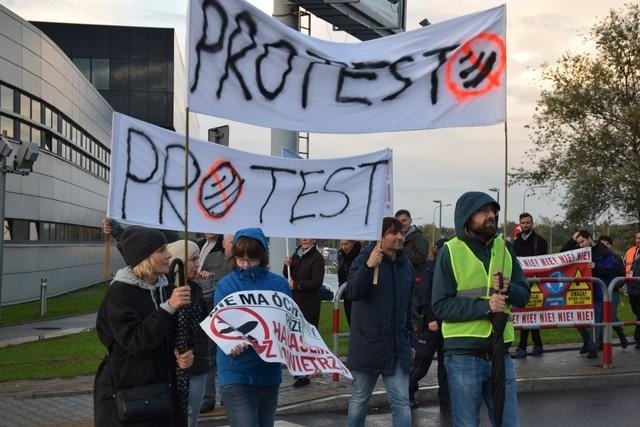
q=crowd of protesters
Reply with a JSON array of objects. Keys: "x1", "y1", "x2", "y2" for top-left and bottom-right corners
[{"x1": 97, "y1": 208, "x2": 640, "y2": 427}]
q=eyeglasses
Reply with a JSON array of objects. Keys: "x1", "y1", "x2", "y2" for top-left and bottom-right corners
[{"x1": 235, "y1": 257, "x2": 260, "y2": 267}]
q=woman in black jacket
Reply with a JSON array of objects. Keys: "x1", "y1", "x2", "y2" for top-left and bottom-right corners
[{"x1": 94, "y1": 227, "x2": 194, "y2": 426}]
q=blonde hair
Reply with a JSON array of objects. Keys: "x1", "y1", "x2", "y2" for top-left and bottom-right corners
[{"x1": 131, "y1": 257, "x2": 155, "y2": 281}]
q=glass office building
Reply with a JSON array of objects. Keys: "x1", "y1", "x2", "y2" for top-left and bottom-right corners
[
  {"x1": 32, "y1": 22, "x2": 176, "y2": 130},
  {"x1": 0, "y1": 5, "x2": 195, "y2": 305}
]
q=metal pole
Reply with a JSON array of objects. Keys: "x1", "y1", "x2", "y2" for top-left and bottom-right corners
[
  {"x1": 40, "y1": 278, "x2": 47, "y2": 317},
  {"x1": 438, "y1": 201, "x2": 442, "y2": 240},
  {"x1": 0, "y1": 159, "x2": 5, "y2": 319},
  {"x1": 270, "y1": 0, "x2": 300, "y2": 273},
  {"x1": 431, "y1": 206, "x2": 437, "y2": 248}
]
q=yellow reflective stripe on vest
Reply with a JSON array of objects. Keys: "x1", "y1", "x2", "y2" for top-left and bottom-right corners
[{"x1": 443, "y1": 237, "x2": 514, "y2": 342}]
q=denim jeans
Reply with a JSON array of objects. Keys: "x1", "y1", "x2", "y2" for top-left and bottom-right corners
[
  {"x1": 188, "y1": 373, "x2": 208, "y2": 427},
  {"x1": 347, "y1": 360, "x2": 412, "y2": 427},
  {"x1": 445, "y1": 354, "x2": 519, "y2": 427},
  {"x1": 220, "y1": 384, "x2": 279, "y2": 427}
]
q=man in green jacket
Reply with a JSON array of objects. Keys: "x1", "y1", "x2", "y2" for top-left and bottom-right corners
[{"x1": 432, "y1": 191, "x2": 530, "y2": 427}]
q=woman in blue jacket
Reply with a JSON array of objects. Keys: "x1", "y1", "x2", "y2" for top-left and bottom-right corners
[{"x1": 213, "y1": 228, "x2": 291, "y2": 427}]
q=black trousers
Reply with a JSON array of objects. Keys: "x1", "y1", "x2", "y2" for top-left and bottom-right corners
[
  {"x1": 517, "y1": 328, "x2": 543, "y2": 350},
  {"x1": 409, "y1": 326, "x2": 449, "y2": 405},
  {"x1": 630, "y1": 295, "x2": 640, "y2": 343}
]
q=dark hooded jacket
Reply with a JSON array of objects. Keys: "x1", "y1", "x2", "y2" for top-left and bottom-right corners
[
  {"x1": 431, "y1": 192, "x2": 530, "y2": 355},
  {"x1": 344, "y1": 243, "x2": 414, "y2": 375},
  {"x1": 403, "y1": 225, "x2": 429, "y2": 269},
  {"x1": 94, "y1": 268, "x2": 179, "y2": 427}
]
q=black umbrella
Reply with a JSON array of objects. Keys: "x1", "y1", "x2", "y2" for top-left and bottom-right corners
[
  {"x1": 169, "y1": 258, "x2": 191, "y2": 424},
  {"x1": 489, "y1": 272, "x2": 508, "y2": 427}
]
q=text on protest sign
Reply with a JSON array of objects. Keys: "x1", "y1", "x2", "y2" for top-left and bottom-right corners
[
  {"x1": 107, "y1": 113, "x2": 392, "y2": 239},
  {"x1": 512, "y1": 248, "x2": 594, "y2": 328},
  {"x1": 187, "y1": 0, "x2": 506, "y2": 133},
  {"x1": 200, "y1": 290, "x2": 351, "y2": 379}
]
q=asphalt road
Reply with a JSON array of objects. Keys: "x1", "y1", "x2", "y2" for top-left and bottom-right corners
[{"x1": 253, "y1": 383, "x2": 638, "y2": 427}]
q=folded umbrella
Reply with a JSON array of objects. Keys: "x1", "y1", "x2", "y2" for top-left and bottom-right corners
[
  {"x1": 489, "y1": 272, "x2": 508, "y2": 427},
  {"x1": 169, "y1": 258, "x2": 192, "y2": 424}
]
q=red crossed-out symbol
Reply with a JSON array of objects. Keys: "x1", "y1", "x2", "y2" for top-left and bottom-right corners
[
  {"x1": 197, "y1": 160, "x2": 244, "y2": 219},
  {"x1": 210, "y1": 306, "x2": 275, "y2": 357},
  {"x1": 445, "y1": 32, "x2": 506, "y2": 102}
]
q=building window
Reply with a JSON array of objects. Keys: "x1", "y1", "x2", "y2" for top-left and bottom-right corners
[
  {"x1": 0, "y1": 85, "x2": 13, "y2": 111},
  {"x1": 0, "y1": 115, "x2": 14, "y2": 138},
  {"x1": 19, "y1": 122, "x2": 30, "y2": 142},
  {"x1": 29, "y1": 222, "x2": 39, "y2": 241},
  {"x1": 20, "y1": 94, "x2": 30, "y2": 118},
  {"x1": 92, "y1": 59, "x2": 110, "y2": 90},
  {"x1": 31, "y1": 128, "x2": 41, "y2": 145},
  {"x1": 31, "y1": 100, "x2": 41, "y2": 123},
  {"x1": 73, "y1": 58, "x2": 91, "y2": 82}
]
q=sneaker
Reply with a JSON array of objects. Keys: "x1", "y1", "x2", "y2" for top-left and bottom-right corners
[
  {"x1": 293, "y1": 377, "x2": 311, "y2": 388},
  {"x1": 586, "y1": 350, "x2": 598, "y2": 359},
  {"x1": 530, "y1": 346, "x2": 544, "y2": 356},
  {"x1": 511, "y1": 348, "x2": 527, "y2": 358}
]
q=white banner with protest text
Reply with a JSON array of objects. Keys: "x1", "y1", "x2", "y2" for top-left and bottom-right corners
[
  {"x1": 200, "y1": 290, "x2": 352, "y2": 379},
  {"x1": 187, "y1": 0, "x2": 506, "y2": 133},
  {"x1": 107, "y1": 112, "x2": 392, "y2": 239}
]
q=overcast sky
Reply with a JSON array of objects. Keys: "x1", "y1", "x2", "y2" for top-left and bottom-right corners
[{"x1": 1, "y1": 0, "x2": 628, "y2": 230}]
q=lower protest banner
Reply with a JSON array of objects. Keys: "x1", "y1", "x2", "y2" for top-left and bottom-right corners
[
  {"x1": 513, "y1": 247, "x2": 594, "y2": 328},
  {"x1": 200, "y1": 290, "x2": 352, "y2": 379}
]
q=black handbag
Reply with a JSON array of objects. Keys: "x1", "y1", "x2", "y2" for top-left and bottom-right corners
[{"x1": 114, "y1": 382, "x2": 173, "y2": 423}]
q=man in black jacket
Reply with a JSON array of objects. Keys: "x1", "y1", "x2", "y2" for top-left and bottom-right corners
[
  {"x1": 512, "y1": 212, "x2": 548, "y2": 358},
  {"x1": 345, "y1": 217, "x2": 414, "y2": 426}
]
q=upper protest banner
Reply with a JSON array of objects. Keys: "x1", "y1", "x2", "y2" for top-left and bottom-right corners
[
  {"x1": 200, "y1": 290, "x2": 352, "y2": 379},
  {"x1": 107, "y1": 113, "x2": 392, "y2": 239},
  {"x1": 187, "y1": 0, "x2": 506, "y2": 133},
  {"x1": 512, "y1": 248, "x2": 594, "y2": 328}
]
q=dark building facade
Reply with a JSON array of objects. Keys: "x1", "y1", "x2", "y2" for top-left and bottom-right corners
[{"x1": 32, "y1": 22, "x2": 176, "y2": 130}]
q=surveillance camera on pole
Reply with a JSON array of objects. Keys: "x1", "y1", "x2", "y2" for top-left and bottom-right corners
[{"x1": 14, "y1": 142, "x2": 40, "y2": 172}]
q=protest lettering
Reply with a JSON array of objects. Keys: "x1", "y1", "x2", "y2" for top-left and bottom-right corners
[
  {"x1": 187, "y1": 0, "x2": 506, "y2": 133},
  {"x1": 107, "y1": 113, "x2": 392, "y2": 239}
]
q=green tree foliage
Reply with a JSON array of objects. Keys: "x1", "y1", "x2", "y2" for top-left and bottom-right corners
[{"x1": 512, "y1": 3, "x2": 640, "y2": 225}]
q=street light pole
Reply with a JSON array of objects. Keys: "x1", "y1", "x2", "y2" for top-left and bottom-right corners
[
  {"x1": 433, "y1": 200, "x2": 442, "y2": 240},
  {"x1": 432, "y1": 205, "x2": 439, "y2": 248},
  {"x1": 432, "y1": 200, "x2": 452, "y2": 244},
  {"x1": 488, "y1": 187, "x2": 500, "y2": 205}
]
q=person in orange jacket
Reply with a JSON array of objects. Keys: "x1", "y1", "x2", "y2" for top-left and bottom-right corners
[{"x1": 623, "y1": 231, "x2": 640, "y2": 349}]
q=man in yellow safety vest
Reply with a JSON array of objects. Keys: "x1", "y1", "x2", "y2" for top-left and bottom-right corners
[{"x1": 432, "y1": 191, "x2": 530, "y2": 427}]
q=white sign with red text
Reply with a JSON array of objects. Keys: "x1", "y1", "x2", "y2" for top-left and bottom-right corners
[
  {"x1": 514, "y1": 247, "x2": 594, "y2": 328},
  {"x1": 512, "y1": 308, "x2": 594, "y2": 328},
  {"x1": 200, "y1": 290, "x2": 352, "y2": 379}
]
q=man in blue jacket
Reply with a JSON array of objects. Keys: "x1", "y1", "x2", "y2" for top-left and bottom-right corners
[
  {"x1": 345, "y1": 217, "x2": 414, "y2": 427},
  {"x1": 432, "y1": 192, "x2": 530, "y2": 427}
]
